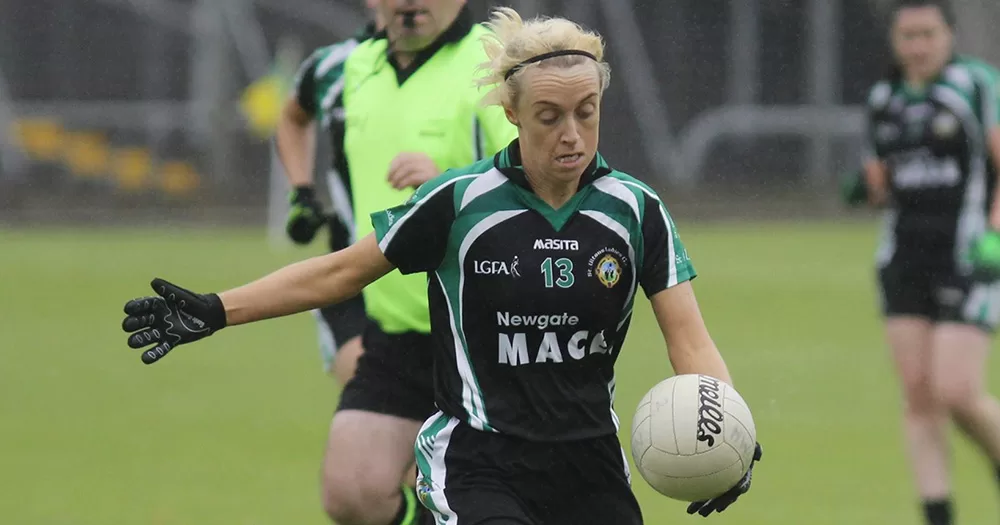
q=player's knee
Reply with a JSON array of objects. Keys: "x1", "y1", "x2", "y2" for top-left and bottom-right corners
[
  {"x1": 932, "y1": 374, "x2": 978, "y2": 415},
  {"x1": 900, "y1": 373, "x2": 936, "y2": 413},
  {"x1": 321, "y1": 464, "x2": 401, "y2": 523}
]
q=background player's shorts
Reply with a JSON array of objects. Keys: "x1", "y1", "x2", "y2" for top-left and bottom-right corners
[
  {"x1": 335, "y1": 320, "x2": 436, "y2": 422},
  {"x1": 414, "y1": 412, "x2": 642, "y2": 525},
  {"x1": 314, "y1": 294, "x2": 367, "y2": 374},
  {"x1": 877, "y1": 256, "x2": 1000, "y2": 332}
]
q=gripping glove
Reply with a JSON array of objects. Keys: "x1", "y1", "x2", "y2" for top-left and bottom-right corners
[
  {"x1": 971, "y1": 230, "x2": 1000, "y2": 282},
  {"x1": 122, "y1": 278, "x2": 227, "y2": 364},
  {"x1": 839, "y1": 168, "x2": 868, "y2": 208},
  {"x1": 686, "y1": 442, "x2": 762, "y2": 517},
  {"x1": 286, "y1": 185, "x2": 327, "y2": 244}
]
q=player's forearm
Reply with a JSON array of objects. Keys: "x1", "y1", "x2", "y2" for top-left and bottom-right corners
[
  {"x1": 863, "y1": 160, "x2": 888, "y2": 207},
  {"x1": 276, "y1": 105, "x2": 317, "y2": 187},
  {"x1": 218, "y1": 235, "x2": 393, "y2": 326},
  {"x1": 668, "y1": 342, "x2": 734, "y2": 386},
  {"x1": 218, "y1": 255, "x2": 355, "y2": 326}
]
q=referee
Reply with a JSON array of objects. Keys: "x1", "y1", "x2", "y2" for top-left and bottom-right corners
[
  {"x1": 274, "y1": 1, "x2": 516, "y2": 524},
  {"x1": 121, "y1": 7, "x2": 761, "y2": 524}
]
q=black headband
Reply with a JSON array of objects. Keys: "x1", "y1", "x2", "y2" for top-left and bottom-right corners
[{"x1": 503, "y1": 50, "x2": 598, "y2": 81}]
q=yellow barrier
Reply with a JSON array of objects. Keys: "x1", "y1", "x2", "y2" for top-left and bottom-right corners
[
  {"x1": 63, "y1": 131, "x2": 110, "y2": 179},
  {"x1": 112, "y1": 147, "x2": 153, "y2": 191},
  {"x1": 12, "y1": 118, "x2": 65, "y2": 162},
  {"x1": 159, "y1": 161, "x2": 201, "y2": 196}
]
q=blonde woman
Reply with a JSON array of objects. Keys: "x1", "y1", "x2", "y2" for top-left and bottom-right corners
[{"x1": 121, "y1": 7, "x2": 761, "y2": 523}]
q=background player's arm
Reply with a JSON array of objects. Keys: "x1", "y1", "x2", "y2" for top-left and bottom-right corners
[
  {"x1": 863, "y1": 159, "x2": 889, "y2": 207},
  {"x1": 650, "y1": 283, "x2": 733, "y2": 385},
  {"x1": 277, "y1": 50, "x2": 325, "y2": 187},
  {"x1": 860, "y1": 82, "x2": 891, "y2": 207},
  {"x1": 976, "y1": 68, "x2": 1000, "y2": 229},
  {"x1": 219, "y1": 234, "x2": 392, "y2": 326},
  {"x1": 276, "y1": 97, "x2": 317, "y2": 187}
]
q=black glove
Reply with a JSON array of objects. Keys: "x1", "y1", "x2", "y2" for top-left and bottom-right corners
[
  {"x1": 686, "y1": 442, "x2": 762, "y2": 517},
  {"x1": 286, "y1": 185, "x2": 327, "y2": 244},
  {"x1": 122, "y1": 278, "x2": 227, "y2": 364}
]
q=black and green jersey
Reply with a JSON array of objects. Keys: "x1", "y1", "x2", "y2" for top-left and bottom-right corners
[
  {"x1": 370, "y1": 140, "x2": 695, "y2": 441},
  {"x1": 291, "y1": 23, "x2": 376, "y2": 247},
  {"x1": 864, "y1": 55, "x2": 1000, "y2": 270}
]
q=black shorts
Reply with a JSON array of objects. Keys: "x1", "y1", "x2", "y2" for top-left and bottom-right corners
[
  {"x1": 414, "y1": 412, "x2": 642, "y2": 525},
  {"x1": 335, "y1": 320, "x2": 437, "y2": 422},
  {"x1": 877, "y1": 257, "x2": 1000, "y2": 332},
  {"x1": 314, "y1": 294, "x2": 367, "y2": 373}
]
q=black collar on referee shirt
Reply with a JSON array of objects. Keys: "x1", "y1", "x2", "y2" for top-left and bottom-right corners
[
  {"x1": 494, "y1": 139, "x2": 612, "y2": 192},
  {"x1": 373, "y1": 6, "x2": 474, "y2": 85}
]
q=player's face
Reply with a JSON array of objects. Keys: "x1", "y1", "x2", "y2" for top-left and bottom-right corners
[
  {"x1": 891, "y1": 6, "x2": 953, "y2": 82},
  {"x1": 375, "y1": 0, "x2": 465, "y2": 53},
  {"x1": 507, "y1": 63, "x2": 602, "y2": 185}
]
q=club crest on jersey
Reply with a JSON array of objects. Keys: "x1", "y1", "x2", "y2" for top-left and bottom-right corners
[
  {"x1": 588, "y1": 247, "x2": 626, "y2": 289},
  {"x1": 932, "y1": 111, "x2": 959, "y2": 139},
  {"x1": 416, "y1": 477, "x2": 433, "y2": 505}
]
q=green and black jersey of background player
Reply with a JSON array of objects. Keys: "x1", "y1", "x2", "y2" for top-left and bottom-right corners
[
  {"x1": 863, "y1": 55, "x2": 1000, "y2": 271},
  {"x1": 370, "y1": 139, "x2": 695, "y2": 441},
  {"x1": 291, "y1": 22, "x2": 377, "y2": 251}
]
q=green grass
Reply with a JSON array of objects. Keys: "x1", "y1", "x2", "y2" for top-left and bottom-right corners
[{"x1": 2, "y1": 221, "x2": 1000, "y2": 524}]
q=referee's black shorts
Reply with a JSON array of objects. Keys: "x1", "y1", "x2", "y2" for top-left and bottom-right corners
[
  {"x1": 877, "y1": 250, "x2": 1000, "y2": 332},
  {"x1": 335, "y1": 320, "x2": 437, "y2": 422},
  {"x1": 414, "y1": 412, "x2": 642, "y2": 525}
]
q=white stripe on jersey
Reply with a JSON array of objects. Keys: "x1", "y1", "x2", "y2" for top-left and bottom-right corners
[
  {"x1": 593, "y1": 176, "x2": 641, "y2": 222},
  {"x1": 454, "y1": 209, "x2": 527, "y2": 428},
  {"x1": 378, "y1": 174, "x2": 479, "y2": 253},
  {"x1": 316, "y1": 40, "x2": 358, "y2": 78},
  {"x1": 459, "y1": 168, "x2": 507, "y2": 211},
  {"x1": 581, "y1": 210, "x2": 637, "y2": 331},
  {"x1": 618, "y1": 180, "x2": 681, "y2": 287}
]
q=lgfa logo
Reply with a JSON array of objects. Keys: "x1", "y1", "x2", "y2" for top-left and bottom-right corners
[{"x1": 474, "y1": 255, "x2": 521, "y2": 277}]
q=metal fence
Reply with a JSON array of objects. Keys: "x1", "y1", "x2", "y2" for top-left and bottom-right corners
[{"x1": 2, "y1": 0, "x2": 999, "y2": 224}]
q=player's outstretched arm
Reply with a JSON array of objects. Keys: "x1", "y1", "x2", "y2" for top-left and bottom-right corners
[
  {"x1": 121, "y1": 234, "x2": 393, "y2": 364},
  {"x1": 650, "y1": 281, "x2": 732, "y2": 386}
]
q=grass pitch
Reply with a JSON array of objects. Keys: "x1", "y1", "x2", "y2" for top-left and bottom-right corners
[{"x1": 2, "y1": 221, "x2": 999, "y2": 524}]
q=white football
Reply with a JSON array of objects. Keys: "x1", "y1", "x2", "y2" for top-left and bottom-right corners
[{"x1": 630, "y1": 374, "x2": 757, "y2": 502}]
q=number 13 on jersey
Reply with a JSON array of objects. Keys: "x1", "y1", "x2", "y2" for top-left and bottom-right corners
[{"x1": 541, "y1": 257, "x2": 575, "y2": 289}]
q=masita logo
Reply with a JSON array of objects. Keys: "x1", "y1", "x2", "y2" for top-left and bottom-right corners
[{"x1": 534, "y1": 238, "x2": 580, "y2": 251}]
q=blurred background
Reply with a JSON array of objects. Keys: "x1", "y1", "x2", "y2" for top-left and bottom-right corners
[
  {"x1": 5, "y1": 0, "x2": 999, "y2": 226},
  {"x1": 5, "y1": 1, "x2": 1000, "y2": 524}
]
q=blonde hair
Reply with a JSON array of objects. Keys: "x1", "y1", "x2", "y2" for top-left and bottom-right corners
[{"x1": 476, "y1": 7, "x2": 611, "y2": 107}]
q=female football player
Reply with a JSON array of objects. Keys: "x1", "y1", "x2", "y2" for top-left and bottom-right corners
[{"x1": 121, "y1": 7, "x2": 762, "y2": 523}]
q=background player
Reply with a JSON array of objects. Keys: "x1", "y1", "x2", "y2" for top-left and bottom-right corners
[
  {"x1": 120, "y1": 7, "x2": 761, "y2": 523},
  {"x1": 277, "y1": 0, "x2": 381, "y2": 386},
  {"x1": 282, "y1": 1, "x2": 516, "y2": 524},
  {"x1": 861, "y1": 1, "x2": 1000, "y2": 523}
]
